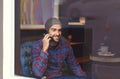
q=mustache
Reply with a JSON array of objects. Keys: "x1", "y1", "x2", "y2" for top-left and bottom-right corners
[{"x1": 52, "y1": 35, "x2": 61, "y2": 37}]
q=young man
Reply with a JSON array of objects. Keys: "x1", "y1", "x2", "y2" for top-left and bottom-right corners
[{"x1": 32, "y1": 18, "x2": 87, "y2": 79}]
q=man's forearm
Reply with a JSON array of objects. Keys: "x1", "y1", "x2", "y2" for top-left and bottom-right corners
[{"x1": 32, "y1": 48, "x2": 48, "y2": 77}]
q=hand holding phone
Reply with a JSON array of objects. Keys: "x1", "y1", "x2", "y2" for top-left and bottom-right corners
[{"x1": 42, "y1": 34, "x2": 51, "y2": 53}]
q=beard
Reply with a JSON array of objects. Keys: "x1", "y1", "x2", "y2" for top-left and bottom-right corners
[{"x1": 51, "y1": 35, "x2": 61, "y2": 43}]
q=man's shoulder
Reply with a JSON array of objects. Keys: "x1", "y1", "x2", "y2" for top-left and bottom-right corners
[{"x1": 60, "y1": 38, "x2": 71, "y2": 46}]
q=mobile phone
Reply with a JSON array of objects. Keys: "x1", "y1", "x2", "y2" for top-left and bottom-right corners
[
  {"x1": 43, "y1": 33, "x2": 54, "y2": 42},
  {"x1": 50, "y1": 37, "x2": 54, "y2": 42}
]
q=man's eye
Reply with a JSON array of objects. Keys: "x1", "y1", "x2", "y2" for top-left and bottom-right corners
[
  {"x1": 59, "y1": 29, "x2": 62, "y2": 32},
  {"x1": 52, "y1": 29, "x2": 56, "y2": 31}
]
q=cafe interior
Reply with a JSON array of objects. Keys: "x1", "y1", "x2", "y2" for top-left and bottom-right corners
[{"x1": 15, "y1": 0, "x2": 120, "y2": 79}]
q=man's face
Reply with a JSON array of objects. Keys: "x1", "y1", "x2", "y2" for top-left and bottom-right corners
[{"x1": 48, "y1": 24, "x2": 62, "y2": 42}]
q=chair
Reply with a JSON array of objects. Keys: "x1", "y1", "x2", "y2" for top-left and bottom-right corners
[{"x1": 20, "y1": 40, "x2": 35, "y2": 77}]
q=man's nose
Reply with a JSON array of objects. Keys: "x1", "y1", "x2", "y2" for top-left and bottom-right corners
[{"x1": 56, "y1": 31, "x2": 60, "y2": 35}]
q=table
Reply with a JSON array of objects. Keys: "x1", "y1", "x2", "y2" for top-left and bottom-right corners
[{"x1": 90, "y1": 55, "x2": 120, "y2": 79}]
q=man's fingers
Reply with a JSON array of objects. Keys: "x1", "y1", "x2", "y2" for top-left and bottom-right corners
[
  {"x1": 48, "y1": 37, "x2": 51, "y2": 41},
  {"x1": 44, "y1": 34, "x2": 51, "y2": 39}
]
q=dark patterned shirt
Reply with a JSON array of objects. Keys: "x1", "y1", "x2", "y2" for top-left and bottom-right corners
[{"x1": 32, "y1": 39, "x2": 86, "y2": 79}]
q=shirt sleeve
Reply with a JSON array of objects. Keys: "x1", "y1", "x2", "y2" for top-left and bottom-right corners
[
  {"x1": 32, "y1": 42, "x2": 48, "y2": 78},
  {"x1": 66, "y1": 45, "x2": 87, "y2": 77}
]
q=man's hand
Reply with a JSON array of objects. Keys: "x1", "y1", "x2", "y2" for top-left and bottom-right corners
[{"x1": 42, "y1": 34, "x2": 51, "y2": 53}]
